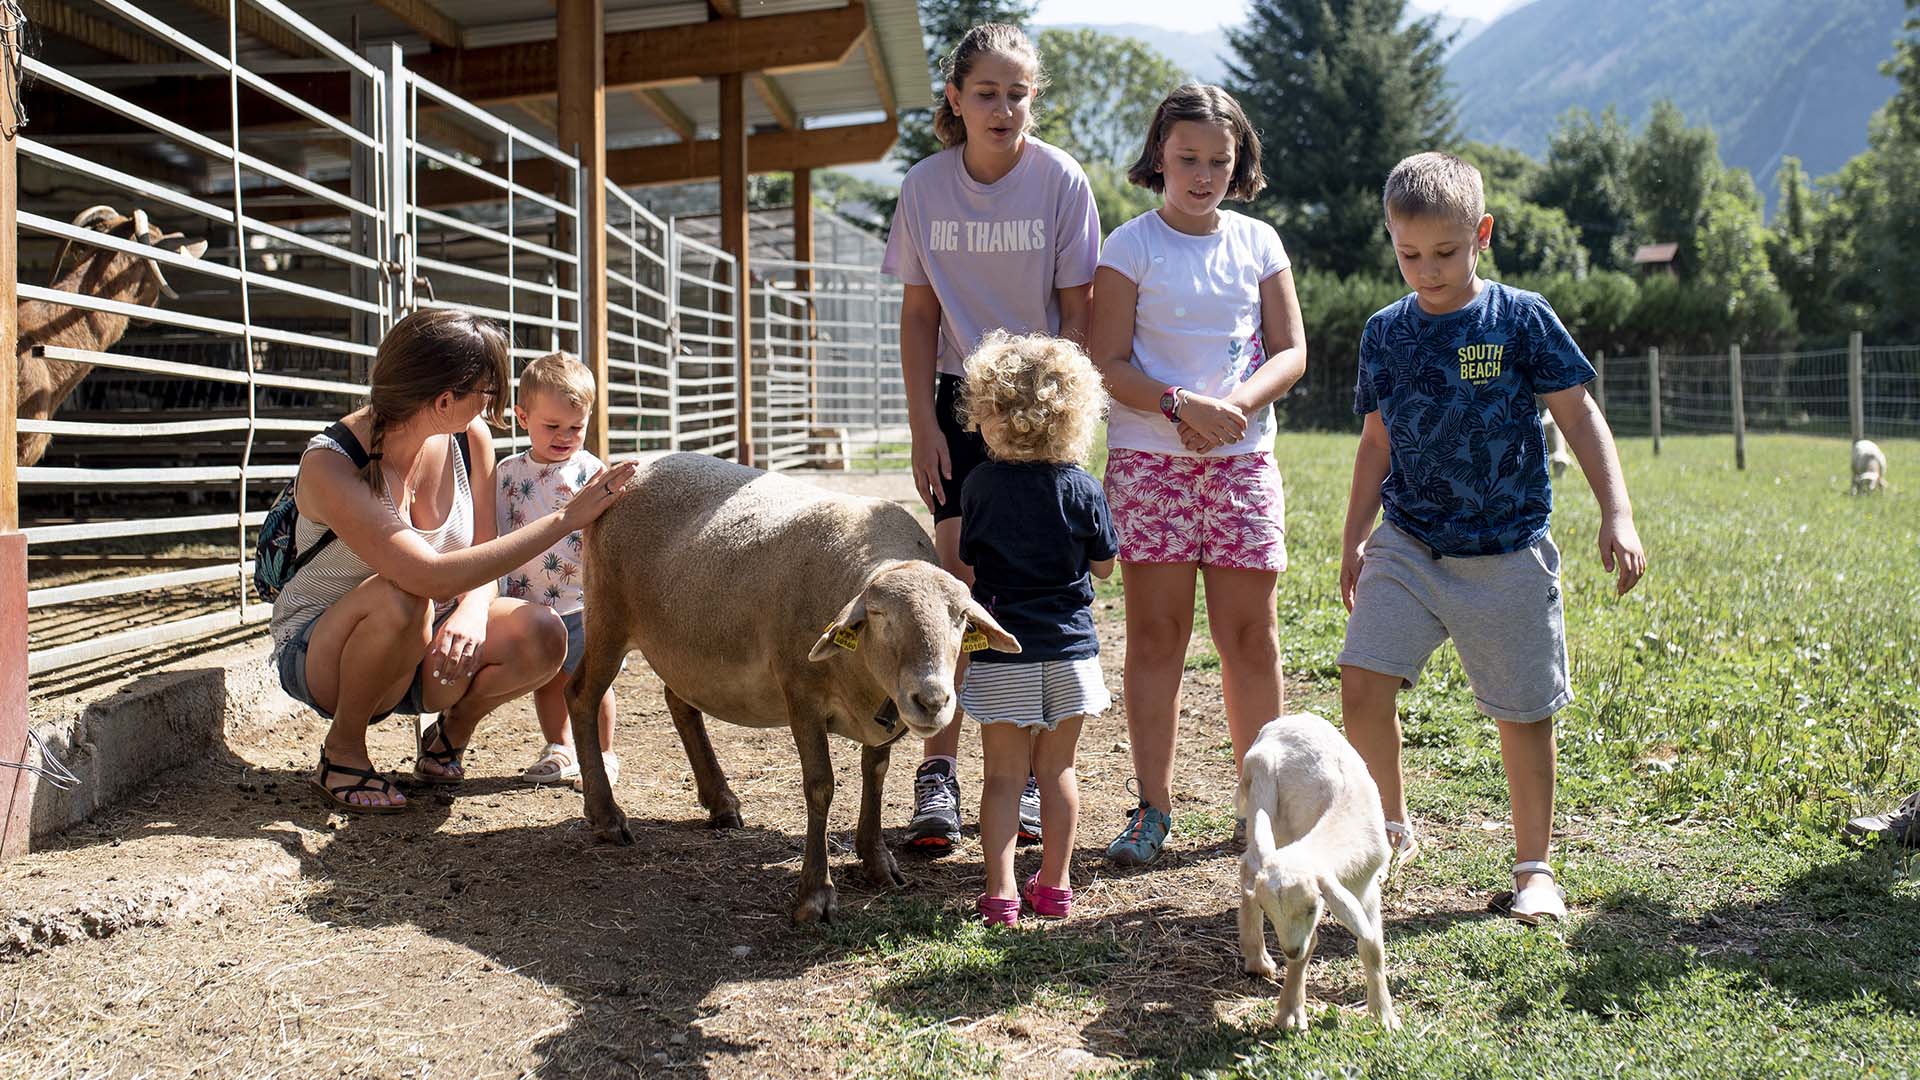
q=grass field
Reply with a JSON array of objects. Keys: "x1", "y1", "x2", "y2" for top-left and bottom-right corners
[{"x1": 834, "y1": 431, "x2": 1920, "y2": 1078}]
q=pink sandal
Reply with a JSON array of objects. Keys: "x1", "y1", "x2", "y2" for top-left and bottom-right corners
[
  {"x1": 977, "y1": 893, "x2": 1020, "y2": 926},
  {"x1": 1023, "y1": 874, "x2": 1072, "y2": 919}
]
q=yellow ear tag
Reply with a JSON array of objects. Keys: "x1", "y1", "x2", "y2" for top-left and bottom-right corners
[
  {"x1": 962, "y1": 627, "x2": 991, "y2": 653},
  {"x1": 829, "y1": 625, "x2": 860, "y2": 651}
]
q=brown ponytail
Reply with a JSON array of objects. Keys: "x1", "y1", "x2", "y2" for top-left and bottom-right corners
[
  {"x1": 357, "y1": 308, "x2": 510, "y2": 493},
  {"x1": 933, "y1": 23, "x2": 1047, "y2": 149}
]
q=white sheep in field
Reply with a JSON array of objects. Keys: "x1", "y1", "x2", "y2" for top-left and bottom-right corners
[
  {"x1": 1543, "y1": 413, "x2": 1573, "y2": 479},
  {"x1": 1852, "y1": 439, "x2": 1888, "y2": 495},
  {"x1": 566, "y1": 452, "x2": 1018, "y2": 924}
]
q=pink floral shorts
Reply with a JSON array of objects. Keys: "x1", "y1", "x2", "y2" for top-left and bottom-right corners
[{"x1": 1103, "y1": 449, "x2": 1287, "y2": 571}]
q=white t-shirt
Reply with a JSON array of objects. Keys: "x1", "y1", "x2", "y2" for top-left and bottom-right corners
[
  {"x1": 882, "y1": 137, "x2": 1102, "y2": 376},
  {"x1": 1099, "y1": 209, "x2": 1291, "y2": 457},
  {"x1": 495, "y1": 448, "x2": 604, "y2": 616}
]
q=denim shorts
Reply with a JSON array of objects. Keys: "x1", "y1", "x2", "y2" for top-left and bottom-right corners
[{"x1": 276, "y1": 605, "x2": 452, "y2": 723}]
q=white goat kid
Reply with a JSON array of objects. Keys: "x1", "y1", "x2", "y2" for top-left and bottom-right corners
[
  {"x1": 1238, "y1": 712, "x2": 1399, "y2": 1032},
  {"x1": 1852, "y1": 438, "x2": 1887, "y2": 495}
]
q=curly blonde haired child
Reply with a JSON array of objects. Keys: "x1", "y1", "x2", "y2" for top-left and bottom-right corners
[{"x1": 955, "y1": 331, "x2": 1118, "y2": 924}]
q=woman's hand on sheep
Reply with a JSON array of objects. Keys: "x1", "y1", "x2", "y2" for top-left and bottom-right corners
[
  {"x1": 429, "y1": 602, "x2": 489, "y2": 683},
  {"x1": 910, "y1": 427, "x2": 953, "y2": 512},
  {"x1": 561, "y1": 460, "x2": 640, "y2": 530},
  {"x1": 1177, "y1": 394, "x2": 1247, "y2": 449},
  {"x1": 1597, "y1": 512, "x2": 1647, "y2": 596}
]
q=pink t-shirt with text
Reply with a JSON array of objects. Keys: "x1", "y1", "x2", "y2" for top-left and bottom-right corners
[{"x1": 882, "y1": 137, "x2": 1101, "y2": 376}]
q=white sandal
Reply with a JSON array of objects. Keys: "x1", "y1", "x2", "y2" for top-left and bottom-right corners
[
  {"x1": 1384, "y1": 819, "x2": 1419, "y2": 874},
  {"x1": 572, "y1": 751, "x2": 621, "y2": 792},
  {"x1": 522, "y1": 743, "x2": 580, "y2": 784},
  {"x1": 1494, "y1": 860, "x2": 1567, "y2": 924}
]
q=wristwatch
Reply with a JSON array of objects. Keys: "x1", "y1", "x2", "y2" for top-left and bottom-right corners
[{"x1": 1159, "y1": 385, "x2": 1184, "y2": 423}]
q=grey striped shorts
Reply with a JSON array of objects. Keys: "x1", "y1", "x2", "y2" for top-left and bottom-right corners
[{"x1": 961, "y1": 656, "x2": 1113, "y2": 731}]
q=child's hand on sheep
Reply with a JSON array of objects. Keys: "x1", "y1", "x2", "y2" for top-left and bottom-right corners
[{"x1": 1597, "y1": 512, "x2": 1646, "y2": 596}]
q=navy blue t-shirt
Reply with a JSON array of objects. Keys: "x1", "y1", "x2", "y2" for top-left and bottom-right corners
[
  {"x1": 1354, "y1": 281, "x2": 1596, "y2": 557},
  {"x1": 959, "y1": 461, "x2": 1119, "y2": 663}
]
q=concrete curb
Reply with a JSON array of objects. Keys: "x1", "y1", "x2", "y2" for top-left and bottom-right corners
[{"x1": 26, "y1": 639, "x2": 301, "y2": 847}]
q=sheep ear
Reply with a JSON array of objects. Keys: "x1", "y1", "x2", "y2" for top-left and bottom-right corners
[
  {"x1": 1318, "y1": 876, "x2": 1373, "y2": 941},
  {"x1": 808, "y1": 591, "x2": 868, "y2": 662},
  {"x1": 179, "y1": 239, "x2": 209, "y2": 259},
  {"x1": 963, "y1": 600, "x2": 1020, "y2": 655}
]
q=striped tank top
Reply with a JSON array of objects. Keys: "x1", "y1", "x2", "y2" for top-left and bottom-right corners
[{"x1": 268, "y1": 430, "x2": 475, "y2": 655}]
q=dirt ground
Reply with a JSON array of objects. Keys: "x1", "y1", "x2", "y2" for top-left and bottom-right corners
[{"x1": 1, "y1": 473, "x2": 1466, "y2": 1079}]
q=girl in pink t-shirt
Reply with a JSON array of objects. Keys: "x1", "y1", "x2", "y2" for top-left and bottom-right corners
[
  {"x1": 1087, "y1": 85, "x2": 1308, "y2": 866},
  {"x1": 881, "y1": 23, "x2": 1101, "y2": 854}
]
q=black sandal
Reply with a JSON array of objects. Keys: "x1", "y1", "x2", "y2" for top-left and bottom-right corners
[
  {"x1": 413, "y1": 719, "x2": 468, "y2": 785},
  {"x1": 312, "y1": 750, "x2": 407, "y2": 815}
]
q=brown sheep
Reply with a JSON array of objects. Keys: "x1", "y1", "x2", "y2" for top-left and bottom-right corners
[
  {"x1": 15, "y1": 206, "x2": 208, "y2": 466},
  {"x1": 566, "y1": 452, "x2": 1018, "y2": 924}
]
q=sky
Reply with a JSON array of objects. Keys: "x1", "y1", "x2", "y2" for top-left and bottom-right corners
[{"x1": 1031, "y1": 0, "x2": 1521, "y2": 32}]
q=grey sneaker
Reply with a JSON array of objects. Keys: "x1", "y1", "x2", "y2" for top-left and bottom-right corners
[
  {"x1": 1106, "y1": 801, "x2": 1172, "y2": 866},
  {"x1": 1846, "y1": 791, "x2": 1920, "y2": 847},
  {"x1": 1018, "y1": 774, "x2": 1043, "y2": 846},
  {"x1": 905, "y1": 759, "x2": 962, "y2": 852}
]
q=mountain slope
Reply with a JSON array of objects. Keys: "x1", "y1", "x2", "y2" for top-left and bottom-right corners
[{"x1": 1448, "y1": 0, "x2": 1904, "y2": 196}]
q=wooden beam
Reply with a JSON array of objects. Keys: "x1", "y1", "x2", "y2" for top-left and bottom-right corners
[
  {"x1": 557, "y1": 0, "x2": 609, "y2": 459},
  {"x1": 634, "y1": 89, "x2": 694, "y2": 142},
  {"x1": 371, "y1": 0, "x2": 464, "y2": 50},
  {"x1": 3, "y1": 6, "x2": 32, "y2": 862},
  {"x1": 21, "y1": 0, "x2": 179, "y2": 65},
  {"x1": 751, "y1": 74, "x2": 797, "y2": 131},
  {"x1": 792, "y1": 167, "x2": 817, "y2": 425},
  {"x1": 517, "y1": 97, "x2": 560, "y2": 130},
  {"x1": 407, "y1": 3, "x2": 869, "y2": 102},
  {"x1": 720, "y1": 72, "x2": 752, "y2": 466},
  {"x1": 178, "y1": 0, "x2": 318, "y2": 58},
  {"x1": 706, "y1": 0, "x2": 739, "y2": 16},
  {"x1": 260, "y1": 122, "x2": 899, "y2": 214},
  {"x1": 860, "y1": 25, "x2": 896, "y2": 118},
  {"x1": 414, "y1": 111, "x2": 495, "y2": 161}
]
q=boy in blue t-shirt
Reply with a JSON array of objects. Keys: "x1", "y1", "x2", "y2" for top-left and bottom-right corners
[{"x1": 1338, "y1": 151, "x2": 1648, "y2": 925}]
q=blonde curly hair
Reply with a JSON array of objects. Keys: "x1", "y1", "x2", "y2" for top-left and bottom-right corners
[{"x1": 960, "y1": 331, "x2": 1106, "y2": 465}]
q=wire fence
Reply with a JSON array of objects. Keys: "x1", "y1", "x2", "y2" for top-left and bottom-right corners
[{"x1": 1594, "y1": 335, "x2": 1920, "y2": 448}]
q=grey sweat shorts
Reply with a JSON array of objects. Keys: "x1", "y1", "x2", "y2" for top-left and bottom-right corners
[{"x1": 1337, "y1": 521, "x2": 1572, "y2": 723}]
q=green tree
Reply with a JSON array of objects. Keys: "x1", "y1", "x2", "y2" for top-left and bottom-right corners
[
  {"x1": 1223, "y1": 0, "x2": 1457, "y2": 275},
  {"x1": 1535, "y1": 108, "x2": 1636, "y2": 272},
  {"x1": 892, "y1": 0, "x2": 1040, "y2": 171},
  {"x1": 1033, "y1": 28, "x2": 1189, "y2": 167},
  {"x1": 1884, "y1": 0, "x2": 1920, "y2": 141},
  {"x1": 1084, "y1": 160, "x2": 1160, "y2": 237},
  {"x1": 1484, "y1": 193, "x2": 1587, "y2": 278},
  {"x1": 1767, "y1": 157, "x2": 1827, "y2": 329},
  {"x1": 1627, "y1": 100, "x2": 1721, "y2": 275},
  {"x1": 1694, "y1": 185, "x2": 1779, "y2": 317},
  {"x1": 1458, "y1": 139, "x2": 1543, "y2": 199}
]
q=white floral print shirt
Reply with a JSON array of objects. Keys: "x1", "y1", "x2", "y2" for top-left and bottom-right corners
[{"x1": 495, "y1": 449, "x2": 604, "y2": 616}]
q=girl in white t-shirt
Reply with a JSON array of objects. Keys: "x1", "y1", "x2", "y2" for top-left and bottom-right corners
[
  {"x1": 881, "y1": 22, "x2": 1102, "y2": 854},
  {"x1": 1087, "y1": 85, "x2": 1308, "y2": 866}
]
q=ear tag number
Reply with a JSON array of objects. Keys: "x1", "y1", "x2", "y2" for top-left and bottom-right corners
[
  {"x1": 962, "y1": 627, "x2": 991, "y2": 653},
  {"x1": 829, "y1": 625, "x2": 861, "y2": 651}
]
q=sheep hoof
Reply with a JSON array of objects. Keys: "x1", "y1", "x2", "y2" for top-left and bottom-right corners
[
  {"x1": 861, "y1": 847, "x2": 908, "y2": 890},
  {"x1": 708, "y1": 807, "x2": 744, "y2": 830},
  {"x1": 1280, "y1": 1005, "x2": 1310, "y2": 1032},
  {"x1": 589, "y1": 811, "x2": 634, "y2": 846},
  {"x1": 791, "y1": 886, "x2": 836, "y2": 925},
  {"x1": 1244, "y1": 954, "x2": 1277, "y2": 981}
]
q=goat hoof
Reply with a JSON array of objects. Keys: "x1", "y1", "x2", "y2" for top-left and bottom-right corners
[
  {"x1": 1244, "y1": 954, "x2": 1277, "y2": 981},
  {"x1": 708, "y1": 807, "x2": 743, "y2": 830},
  {"x1": 791, "y1": 887, "x2": 836, "y2": 925},
  {"x1": 1374, "y1": 1005, "x2": 1401, "y2": 1032},
  {"x1": 1280, "y1": 1006, "x2": 1310, "y2": 1032}
]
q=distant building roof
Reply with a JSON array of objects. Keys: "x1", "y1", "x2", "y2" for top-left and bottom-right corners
[{"x1": 1633, "y1": 242, "x2": 1681, "y2": 265}]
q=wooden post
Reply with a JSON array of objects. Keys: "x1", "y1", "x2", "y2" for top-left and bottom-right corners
[
  {"x1": 1593, "y1": 349, "x2": 1606, "y2": 413},
  {"x1": 1848, "y1": 330, "x2": 1865, "y2": 442},
  {"x1": 792, "y1": 168, "x2": 817, "y2": 437},
  {"x1": 1649, "y1": 346, "x2": 1662, "y2": 455},
  {"x1": 1730, "y1": 344, "x2": 1746, "y2": 471},
  {"x1": 558, "y1": 0, "x2": 610, "y2": 459},
  {"x1": 2, "y1": 21, "x2": 32, "y2": 861},
  {"x1": 720, "y1": 71, "x2": 753, "y2": 466}
]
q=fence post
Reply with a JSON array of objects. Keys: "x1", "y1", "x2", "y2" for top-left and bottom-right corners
[
  {"x1": 871, "y1": 268, "x2": 884, "y2": 475},
  {"x1": 665, "y1": 226, "x2": 682, "y2": 453},
  {"x1": 1649, "y1": 346, "x2": 1662, "y2": 455},
  {"x1": 1848, "y1": 330, "x2": 1865, "y2": 442},
  {"x1": 2, "y1": 17, "x2": 30, "y2": 861},
  {"x1": 1730, "y1": 344, "x2": 1746, "y2": 471},
  {"x1": 1593, "y1": 350, "x2": 1606, "y2": 413}
]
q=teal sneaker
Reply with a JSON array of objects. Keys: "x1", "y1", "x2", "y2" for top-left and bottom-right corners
[{"x1": 1106, "y1": 801, "x2": 1172, "y2": 866}]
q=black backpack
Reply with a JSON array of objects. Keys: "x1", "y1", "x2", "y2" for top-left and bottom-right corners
[{"x1": 252, "y1": 425, "x2": 473, "y2": 602}]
